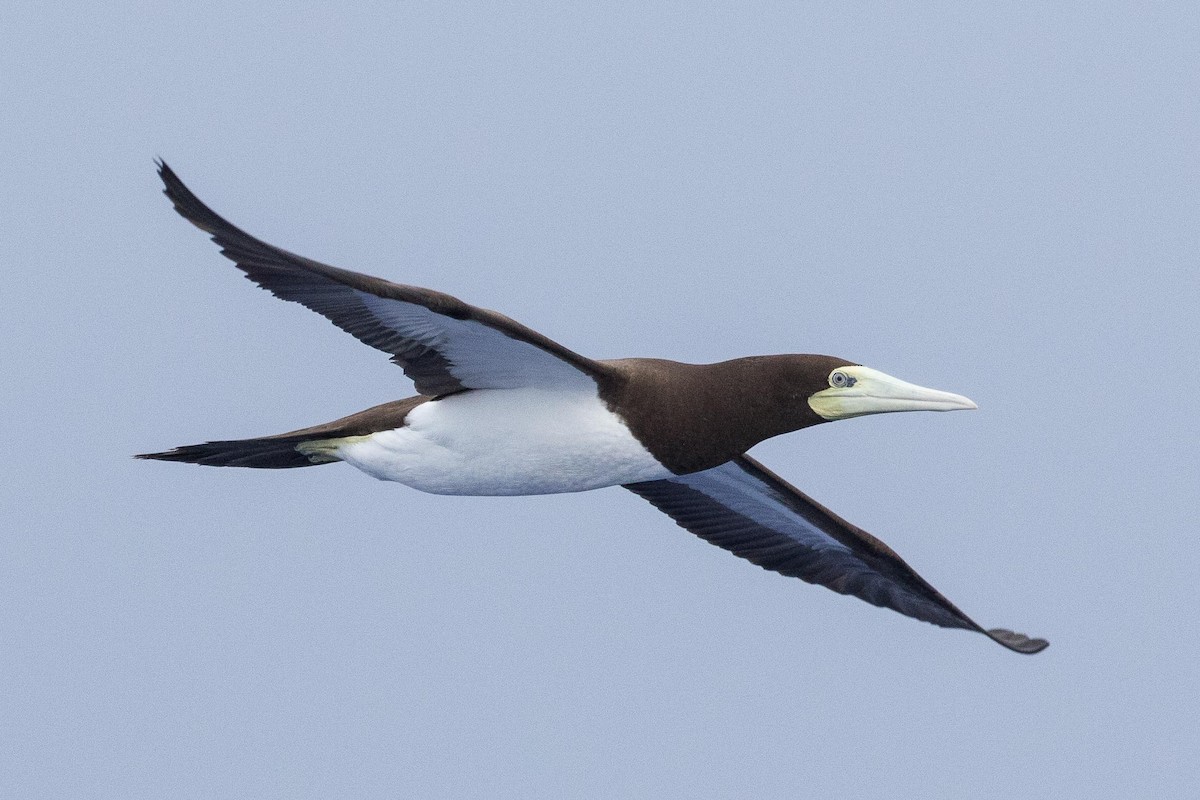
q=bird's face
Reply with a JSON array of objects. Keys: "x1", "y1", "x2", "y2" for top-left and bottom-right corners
[{"x1": 807, "y1": 363, "x2": 977, "y2": 421}]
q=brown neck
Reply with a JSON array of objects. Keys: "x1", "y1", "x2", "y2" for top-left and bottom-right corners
[{"x1": 598, "y1": 356, "x2": 833, "y2": 475}]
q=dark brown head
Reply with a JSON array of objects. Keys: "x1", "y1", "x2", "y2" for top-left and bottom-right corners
[
  {"x1": 690, "y1": 353, "x2": 979, "y2": 433},
  {"x1": 602, "y1": 354, "x2": 977, "y2": 475}
]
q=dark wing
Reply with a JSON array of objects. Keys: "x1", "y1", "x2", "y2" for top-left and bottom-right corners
[
  {"x1": 625, "y1": 456, "x2": 1047, "y2": 654},
  {"x1": 157, "y1": 161, "x2": 611, "y2": 396}
]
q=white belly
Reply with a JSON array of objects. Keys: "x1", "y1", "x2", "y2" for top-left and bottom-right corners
[{"x1": 334, "y1": 388, "x2": 673, "y2": 495}]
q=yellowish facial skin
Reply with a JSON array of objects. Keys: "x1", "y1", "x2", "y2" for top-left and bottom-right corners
[{"x1": 808, "y1": 365, "x2": 977, "y2": 421}]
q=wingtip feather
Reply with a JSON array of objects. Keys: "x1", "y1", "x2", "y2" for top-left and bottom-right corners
[
  {"x1": 155, "y1": 159, "x2": 231, "y2": 238},
  {"x1": 986, "y1": 628, "x2": 1049, "y2": 655}
]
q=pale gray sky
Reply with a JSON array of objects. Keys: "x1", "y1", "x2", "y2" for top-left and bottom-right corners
[{"x1": 3, "y1": 3, "x2": 1198, "y2": 798}]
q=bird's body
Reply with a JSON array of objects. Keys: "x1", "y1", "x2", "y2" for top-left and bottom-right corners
[
  {"x1": 330, "y1": 386, "x2": 671, "y2": 495},
  {"x1": 140, "y1": 162, "x2": 1048, "y2": 654}
]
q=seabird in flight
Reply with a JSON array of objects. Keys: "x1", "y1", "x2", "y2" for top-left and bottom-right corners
[{"x1": 140, "y1": 162, "x2": 1047, "y2": 654}]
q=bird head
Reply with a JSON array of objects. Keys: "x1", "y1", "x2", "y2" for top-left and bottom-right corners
[{"x1": 805, "y1": 360, "x2": 977, "y2": 421}]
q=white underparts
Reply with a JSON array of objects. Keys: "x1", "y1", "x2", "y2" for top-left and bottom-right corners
[{"x1": 330, "y1": 388, "x2": 674, "y2": 496}]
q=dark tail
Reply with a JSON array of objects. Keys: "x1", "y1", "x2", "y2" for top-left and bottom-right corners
[
  {"x1": 137, "y1": 396, "x2": 427, "y2": 470},
  {"x1": 136, "y1": 435, "x2": 333, "y2": 469}
]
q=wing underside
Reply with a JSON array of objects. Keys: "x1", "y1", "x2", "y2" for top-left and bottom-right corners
[{"x1": 626, "y1": 456, "x2": 1047, "y2": 654}]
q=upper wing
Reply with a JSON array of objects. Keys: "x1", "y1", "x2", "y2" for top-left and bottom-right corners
[
  {"x1": 625, "y1": 456, "x2": 1047, "y2": 654},
  {"x1": 157, "y1": 161, "x2": 611, "y2": 396}
]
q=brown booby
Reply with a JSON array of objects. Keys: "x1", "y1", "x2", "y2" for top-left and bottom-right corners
[{"x1": 140, "y1": 162, "x2": 1047, "y2": 654}]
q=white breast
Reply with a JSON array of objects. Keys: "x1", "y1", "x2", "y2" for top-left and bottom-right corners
[{"x1": 334, "y1": 388, "x2": 674, "y2": 496}]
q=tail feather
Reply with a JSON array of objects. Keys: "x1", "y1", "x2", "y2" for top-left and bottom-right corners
[
  {"x1": 138, "y1": 396, "x2": 427, "y2": 470},
  {"x1": 136, "y1": 436, "x2": 332, "y2": 469}
]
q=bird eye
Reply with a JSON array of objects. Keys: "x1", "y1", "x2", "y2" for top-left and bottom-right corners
[{"x1": 829, "y1": 370, "x2": 856, "y2": 388}]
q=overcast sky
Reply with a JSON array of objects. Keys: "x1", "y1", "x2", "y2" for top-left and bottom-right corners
[{"x1": 3, "y1": 3, "x2": 1199, "y2": 798}]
